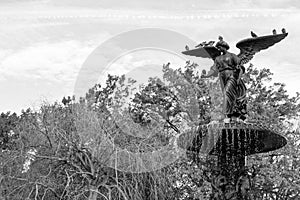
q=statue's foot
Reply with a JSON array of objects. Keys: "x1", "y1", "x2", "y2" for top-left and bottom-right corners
[
  {"x1": 223, "y1": 117, "x2": 236, "y2": 123},
  {"x1": 231, "y1": 116, "x2": 242, "y2": 123},
  {"x1": 224, "y1": 116, "x2": 245, "y2": 124},
  {"x1": 224, "y1": 113, "x2": 246, "y2": 123},
  {"x1": 224, "y1": 114, "x2": 235, "y2": 123},
  {"x1": 236, "y1": 117, "x2": 245, "y2": 123},
  {"x1": 223, "y1": 118, "x2": 231, "y2": 123}
]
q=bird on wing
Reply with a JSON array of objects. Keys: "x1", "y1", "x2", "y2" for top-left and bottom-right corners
[
  {"x1": 272, "y1": 29, "x2": 277, "y2": 35},
  {"x1": 282, "y1": 28, "x2": 286, "y2": 34},
  {"x1": 185, "y1": 45, "x2": 189, "y2": 51},
  {"x1": 251, "y1": 31, "x2": 258, "y2": 37}
]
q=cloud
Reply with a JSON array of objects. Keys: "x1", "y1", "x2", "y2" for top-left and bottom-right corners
[
  {"x1": 0, "y1": 40, "x2": 98, "y2": 112},
  {"x1": 0, "y1": 40, "x2": 94, "y2": 82},
  {"x1": 103, "y1": 49, "x2": 186, "y2": 82},
  {"x1": 74, "y1": 49, "x2": 187, "y2": 97}
]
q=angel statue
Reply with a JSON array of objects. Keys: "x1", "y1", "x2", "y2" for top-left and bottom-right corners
[{"x1": 182, "y1": 30, "x2": 288, "y2": 122}]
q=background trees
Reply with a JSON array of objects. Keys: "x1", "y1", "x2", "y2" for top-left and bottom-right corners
[{"x1": 1, "y1": 62, "x2": 300, "y2": 199}]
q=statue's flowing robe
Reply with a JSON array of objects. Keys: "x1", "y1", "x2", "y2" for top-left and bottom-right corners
[{"x1": 213, "y1": 52, "x2": 247, "y2": 117}]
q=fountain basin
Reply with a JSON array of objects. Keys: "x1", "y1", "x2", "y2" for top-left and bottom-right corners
[{"x1": 177, "y1": 122, "x2": 287, "y2": 156}]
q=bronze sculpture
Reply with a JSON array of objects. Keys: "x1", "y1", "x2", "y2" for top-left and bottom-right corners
[
  {"x1": 180, "y1": 30, "x2": 288, "y2": 199},
  {"x1": 182, "y1": 30, "x2": 288, "y2": 122}
]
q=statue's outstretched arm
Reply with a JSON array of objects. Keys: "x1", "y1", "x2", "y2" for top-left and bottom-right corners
[{"x1": 201, "y1": 63, "x2": 218, "y2": 78}]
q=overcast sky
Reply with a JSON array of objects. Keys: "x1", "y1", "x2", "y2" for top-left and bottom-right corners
[{"x1": 0, "y1": 0, "x2": 300, "y2": 113}]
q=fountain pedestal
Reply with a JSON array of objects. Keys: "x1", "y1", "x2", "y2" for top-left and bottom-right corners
[{"x1": 178, "y1": 122, "x2": 287, "y2": 199}]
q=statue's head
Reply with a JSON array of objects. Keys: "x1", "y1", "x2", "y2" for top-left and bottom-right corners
[{"x1": 216, "y1": 36, "x2": 230, "y2": 51}]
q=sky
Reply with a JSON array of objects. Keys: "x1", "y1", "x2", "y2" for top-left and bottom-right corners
[{"x1": 0, "y1": 0, "x2": 300, "y2": 113}]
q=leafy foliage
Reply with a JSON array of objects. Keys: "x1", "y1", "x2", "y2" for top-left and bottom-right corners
[{"x1": 0, "y1": 112, "x2": 19, "y2": 150}]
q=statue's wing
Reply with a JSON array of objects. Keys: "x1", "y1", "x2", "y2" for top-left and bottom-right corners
[
  {"x1": 236, "y1": 33, "x2": 288, "y2": 65},
  {"x1": 182, "y1": 46, "x2": 221, "y2": 60}
]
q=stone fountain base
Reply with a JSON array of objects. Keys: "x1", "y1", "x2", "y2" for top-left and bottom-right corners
[
  {"x1": 177, "y1": 121, "x2": 287, "y2": 199},
  {"x1": 178, "y1": 121, "x2": 287, "y2": 156}
]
